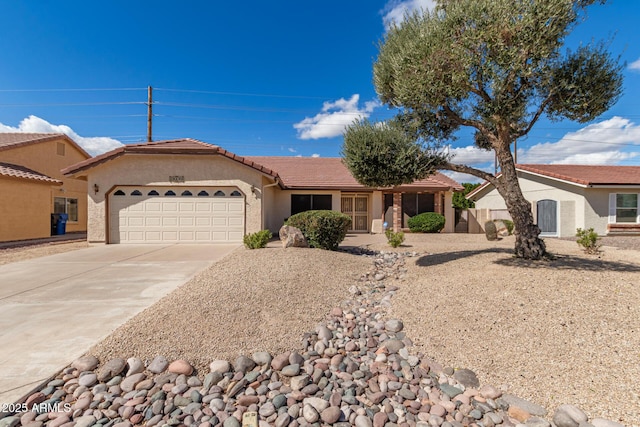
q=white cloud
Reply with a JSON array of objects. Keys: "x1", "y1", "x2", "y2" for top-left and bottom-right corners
[
  {"x1": 288, "y1": 147, "x2": 297, "y2": 153},
  {"x1": 449, "y1": 145, "x2": 495, "y2": 166},
  {"x1": 0, "y1": 115, "x2": 123, "y2": 156},
  {"x1": 629, "y1": 58, "x2": 640, "y2": 71},
  {"x1": 520, "y1": 116, "x2": 640, "y2": 164},
  {"x1": 293, "y1": 94, "x2": 379, "y2": 140},
  {"x1": 311, "y1": 153, "x2": 320, "y2": 158},
  {"x1": 381, "y1": 0, "x2": 437, "y2": 29},
  {"x1": 441, "y1": 170, "x2": 484, "y2": 185}
]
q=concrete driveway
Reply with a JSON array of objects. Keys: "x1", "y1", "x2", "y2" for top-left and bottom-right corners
[{"x1": 0, "y1": 243, "x2": 239, "y2": 405}]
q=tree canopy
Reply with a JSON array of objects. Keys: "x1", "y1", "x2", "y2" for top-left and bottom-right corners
[{"x1": 342, "y1": 0, "x2": 623, "y2": 259}]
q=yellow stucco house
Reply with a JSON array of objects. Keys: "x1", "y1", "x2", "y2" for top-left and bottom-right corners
[
  {"x1": 62, "y1": 138, "x2": 463, "y2": 244},
  {"x1": 0, "y1": 133, "x2": 91, "y2": 242}
]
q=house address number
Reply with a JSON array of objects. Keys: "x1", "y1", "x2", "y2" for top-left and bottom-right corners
[{"x1": 169, "y1": 175, "x2": 185, "y2": 183}]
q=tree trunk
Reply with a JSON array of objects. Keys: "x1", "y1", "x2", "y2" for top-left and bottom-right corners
[{"x1": 494, "y1": 144, "x2": 547, "y2": 260}]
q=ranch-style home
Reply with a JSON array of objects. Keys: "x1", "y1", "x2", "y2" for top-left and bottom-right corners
[
  {"x1": 62, "y1": 139, "x2": 463, "y2": 244},
  {"x1": 467, "y1": 164, "x2": 640, "y2": 237},
  {"x1": 0, "y1": 133, "x2": 90, "y2": 242}
]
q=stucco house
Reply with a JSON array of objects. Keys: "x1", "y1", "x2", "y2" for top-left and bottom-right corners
[
  {"x1": 62, "y1": 139, "x2": 463, "y2": 244},
  {"x1": 0, "y1": 133, "x2": 91, "y2": 242},
  {"x1": 467, "y1": 164, "x2": 640, "y2": 237}
]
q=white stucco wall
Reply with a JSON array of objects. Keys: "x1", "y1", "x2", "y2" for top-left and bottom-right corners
[
  {"x1": 86, "y1": 154, "x2": 269, "y2": 242},
  {"x1": 470, "y1": 172, "x2": 635, "y2": 236}
]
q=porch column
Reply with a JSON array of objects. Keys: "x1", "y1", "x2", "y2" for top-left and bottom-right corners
[
  {"x1": 434, "y1": 191, "x2": 443, "y2": 214},
  {"x1": 393, "y1": 192, "x2": 402, "y2": 232}
]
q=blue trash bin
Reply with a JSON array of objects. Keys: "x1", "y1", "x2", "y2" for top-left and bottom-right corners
[{"x1": 56, "y1": 213, "x2": 68, "y2": 235}]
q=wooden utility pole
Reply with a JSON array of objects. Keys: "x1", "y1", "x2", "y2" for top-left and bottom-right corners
[{"x1": 147, "y1": 86, "x2": 153, "y2": 142}]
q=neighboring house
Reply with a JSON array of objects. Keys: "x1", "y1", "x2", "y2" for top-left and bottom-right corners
[
  {"x1": 62, "y1": 139, "x2": 463, "y2": 244},
  {"x1": 467, "y1": 164, "x2": 640, "y2": 237},
  {"x1": 0, "y1": 133, "x2": 91, "y2": 242}
]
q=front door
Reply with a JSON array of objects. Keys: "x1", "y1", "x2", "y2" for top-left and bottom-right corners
[
  {"x1": 341, "y1": 194, "x2": 369, "y2": 232},
  {"x1": 537, "y1": 199, "x2": 558, "y2": 236}
]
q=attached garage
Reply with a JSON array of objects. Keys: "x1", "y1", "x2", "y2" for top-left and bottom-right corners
[{"x1": 109, "y1": 186, "x2": 245, "y2": 243}]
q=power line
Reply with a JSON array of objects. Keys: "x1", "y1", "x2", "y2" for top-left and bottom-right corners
[{"x1": 154, "y1": 87, "x2": 327, "y2": 100}]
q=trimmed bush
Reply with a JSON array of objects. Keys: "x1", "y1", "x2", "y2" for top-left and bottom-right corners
[
  {"x1": 502, "y1": 219, "x2": 514, "y2": 235},
  {"x1": 285, "y1": 210, "x2": 351, "y2": 250},
  {"x1": 407, "y1": 212, "x2": 446, "y2": 233},
  {"x1": 243, "y1": 230, "x2": 272, "y2": 249},
  {"x1": 385, "y1": 229, "x2": 405, "y2": 248}
]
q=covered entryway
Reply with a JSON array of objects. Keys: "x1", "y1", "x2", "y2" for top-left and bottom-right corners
[
  {"x1": 109, "y1": 186, "x2": 245, "y2": 243},
  {"x1": 537, "y1": 199, "x2": 558, "y2": 237},
  {"x1": 341, "y1": 194, "x2": 369, "y2": 232}
]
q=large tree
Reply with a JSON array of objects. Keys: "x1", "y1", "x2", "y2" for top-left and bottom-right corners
[{"x1": 342, "y1": 0, "x2": 623, "y2": 259}]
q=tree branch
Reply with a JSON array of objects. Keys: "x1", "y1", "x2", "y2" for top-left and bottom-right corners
[
  {"x1": 442, "y1": 105, "x2": 492, "y2": 135},
  {"x1": 516, "y1": 96, "x2": 552, "y2": 138},
  {"x1": 442, "y1": 162, "x2": 497, "y2": 184}
]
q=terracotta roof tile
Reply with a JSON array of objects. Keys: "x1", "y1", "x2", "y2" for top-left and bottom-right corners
[
  {"x1": 246, "y1": 156, "x2": 463, "y2": 191},
  {"x1": 0, "y1": 162, "x2": 62, "y2": 184},
  {"x1": 517, "y1": 164, "x2": 640, "y2": 186},
  {"x1": 62, "y1": 139, "x2": 280, "y2": 179}
]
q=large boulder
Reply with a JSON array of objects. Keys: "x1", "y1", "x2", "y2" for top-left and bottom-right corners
[
  {"x1": 493, "y1": 220, "x2": 510, "y2": 237},
  {"x1": 279, "y1": 225, "x2": 308, "y2": 248},
  {"x1": 484, "y1": 221, "x2": 498, "y2": 241}
]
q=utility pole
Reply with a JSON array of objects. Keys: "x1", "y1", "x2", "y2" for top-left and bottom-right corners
[{"x1": 147, "y1": 86, "x2": 153, "y2": 142}]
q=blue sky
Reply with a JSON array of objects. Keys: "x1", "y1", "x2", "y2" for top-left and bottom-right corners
[{"x1": 1, "y1": 0, "x2": 639, "y2": 183}]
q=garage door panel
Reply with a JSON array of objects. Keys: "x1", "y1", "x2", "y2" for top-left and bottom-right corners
[{"x1": 110, "y1": 187, "x2": 245, "y2": 244}]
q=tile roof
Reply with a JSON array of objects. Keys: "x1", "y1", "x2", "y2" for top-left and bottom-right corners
[
  {"x1": 0, "y1": 162, "x2": 62, "y2": 184},
  {"x1": 62, "y1": 139, "x2": 280, "y2": 179},
  {"x1": 62, "y1": 139, "x2": 462, "y2": 192},
  {"x1": 247, "y1": 156, "x2": 463, "y2": 191},
  {"x1": 0, "y1": 132, "x2": 91, "y2": 158},
  {"x1": 517, "y1": 164, "x2": 640, "y2": 186}
]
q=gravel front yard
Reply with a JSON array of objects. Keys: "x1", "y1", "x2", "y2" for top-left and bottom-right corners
[{"x1": 2, "y1": 233, "x2": 639, "y2": 424}]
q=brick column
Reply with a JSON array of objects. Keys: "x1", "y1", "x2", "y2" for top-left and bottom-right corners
[{"x1": 393, "y1": 192, "x2": 402, "y2": 232}]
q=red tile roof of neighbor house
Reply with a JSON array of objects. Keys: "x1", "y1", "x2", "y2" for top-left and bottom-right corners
[
  {"x1": 247, "y1": 156, "x2": 464, "y2": 191},
  {"x1": 0, "y1": 162, "x2": 62, "y2": 184},
  {"x1": 467, "y1": 164, "x2": 640, "y2": 200},
  {"x1": 517, "y1": 164, "x2": 640, "y2": 186},
  {"x1": 0, "y1": 132, "x2": 91, "y2": 158}
]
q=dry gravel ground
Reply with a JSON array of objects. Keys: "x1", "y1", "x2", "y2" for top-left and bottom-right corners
[
  {"x1": 3, "y1": 234, "x2": 639, "y2": 424},
  {"x1": 0, "y1": 241, "x2": 88, "y2": 265}
]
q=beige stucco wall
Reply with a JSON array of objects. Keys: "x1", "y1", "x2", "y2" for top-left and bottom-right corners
[
  {"x1": 266, "y1": 189, "x2": 343, "y2": 233},
  {"x1": 84, "y1": 154, "x2": 269, "y2": 243},
  {"x1": 0, "y1": 137, "x2": 89, "y2": 236},
  {"x1": 0, "y1": 178, "x2": 55, "y2": 241}
]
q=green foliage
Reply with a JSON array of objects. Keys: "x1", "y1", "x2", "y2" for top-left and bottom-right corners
[
  {"x1": 407, "y1": 212, "x2": 445, "y2": 233},
  {"x1": 342, "y1": 119, "x2": 448, "y2": 188},
  {"x1": 285, "y1": 210, "x2": 351, "y2": 251},
  {"x1": 502, "y1": 219, "x2": 515, "y2": 235},
  {"x1": 385, "y1": 229, "x2": 405, "y2": 248},
  {"x1": 243, "y1": 230, "x2": 272, "y2": 249},
  {"x1": 452, "y1": 183, "x2": 481, "y2": 209},
  {"x1": 576, "y1": 227, "x2": 601, "y2": 254}
]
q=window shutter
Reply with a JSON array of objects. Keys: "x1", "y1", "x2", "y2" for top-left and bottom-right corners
[{"x1": 608, "y1": 193, "x2": 616, "y2": 224}]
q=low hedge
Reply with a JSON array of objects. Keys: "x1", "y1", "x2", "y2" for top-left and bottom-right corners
[
  {"x1": 407, "y1": 212, "x2": 446, "y2": 233},
  {"x1": 285, "y1": 210, "x2": 351, "y2": 250}
]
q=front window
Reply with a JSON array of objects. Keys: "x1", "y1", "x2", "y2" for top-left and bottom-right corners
[
  {"x1": 54, "y1": 197, "x2": 78, "y2": 222},
  {"x1": 616, "y1": 194, "x2": 638, "y2": 223},
  {"x1": 291, "y1": 194, "x2": 332, "y2": 215}
]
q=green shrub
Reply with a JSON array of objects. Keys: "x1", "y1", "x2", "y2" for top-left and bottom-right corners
[
  {"x1": 576, "y1": 227, "x2": 601, "y2": 254},
  {"x1": 502, "y1": 219, "x2": 514, "y2": 235},
  {"x1": 243, "y1": 230, "x2": 272, "y2": 249},
  {"x1": 385, "y1": 229, "x2": 405, "y2": 248},
  {"x1": 407, "y1": 212, "x2": 446, "y2": 233},
  {"x1": 285, "y1": 210, "x2": 351, "y2": 250}
]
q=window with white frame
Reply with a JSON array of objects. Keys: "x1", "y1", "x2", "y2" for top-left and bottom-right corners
[
  {"x1": 54, "y1": 197, "x2": 78, "y2": 222},
  {"x1": 609, "y1": 193, "x2": 639, "y2": 223}
]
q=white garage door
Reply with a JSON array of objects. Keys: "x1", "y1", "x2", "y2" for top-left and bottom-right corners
[{"x1": 109, "y1": 187, "x2": 245, "y2": 243}]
